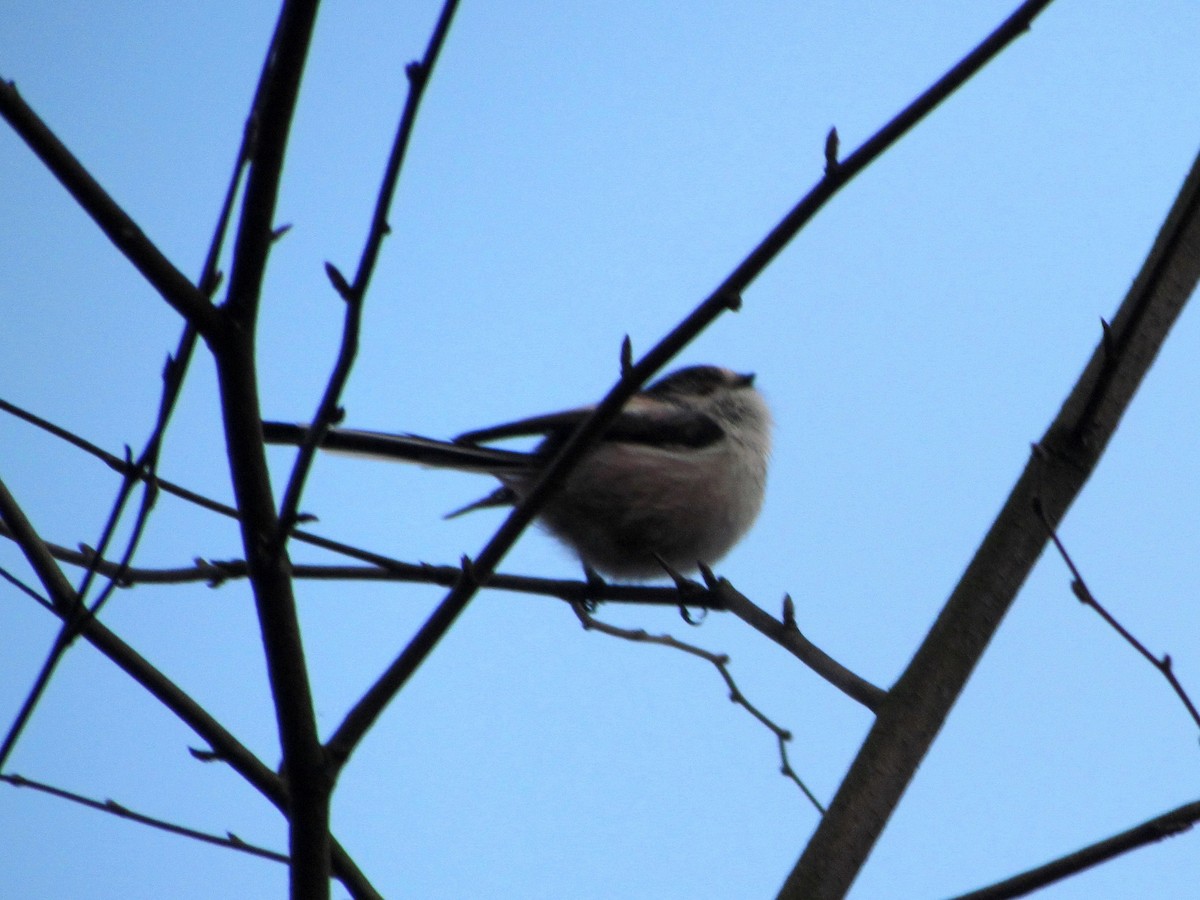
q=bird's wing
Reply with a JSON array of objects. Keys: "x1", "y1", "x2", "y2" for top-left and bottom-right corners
[{"x1": 455, "y1": 401, "x2": 724, "y2": 450}]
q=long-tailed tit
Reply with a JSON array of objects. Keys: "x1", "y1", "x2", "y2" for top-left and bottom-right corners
[{"x1": 262, "y1": 365, "x2": 770, "y2": 580}]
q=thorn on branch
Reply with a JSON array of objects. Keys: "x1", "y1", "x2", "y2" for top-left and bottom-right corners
[
  {"x1": 1100, "y1": 316, "x2": 1116, "y2": 360},
  {"x1": 270, "y1": 223, "x2": 292, "y2": 242},
  {"x1": 324, "y1": 262, "x2": 353, "y2": 301},
  {"x1": 824, "y1": 126, "x2": 840, "y2": 175},
  {"x1": 188, "y1": 746, "x2": 222, "y2": 763},
  {"x1": 619, "y1": 336, "x2": 634, "y2": 377},
  {"x1": 406, "y1": 60, "x2": 427, "y2": 87},
  {"x1": 457, "y1": 555, "x2": 479, "y2": 590},
  {"x1": 782, "y1": 594, "x2": 797, "y2": 629}
]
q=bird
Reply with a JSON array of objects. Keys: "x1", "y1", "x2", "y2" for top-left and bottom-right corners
[{"x1": 261, "y1": 365, "x2": 771, "y2": 580}]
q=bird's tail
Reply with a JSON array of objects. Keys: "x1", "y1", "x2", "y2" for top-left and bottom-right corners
[{"x1": 261, "y1": 422, "x2": 532, "y2": 473}]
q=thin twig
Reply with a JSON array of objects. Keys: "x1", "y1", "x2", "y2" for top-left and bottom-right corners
[
  {"x1": 950, "y1": 799, "x2": 1200, "y2": 900},
  {"x1": 782, "y1": 76, "x2": 1200, "y2": 900},
  {"x1": 0, "y1": 80, "x2": 218, "y2": 333},
  {"x1": 275, "y1": 0, "x2": 461, "y2": 541},
  {"x1": 325, "y1": 0, "x2": 1035, "y2": 771},
  {"x1": 1, "y1": 772, "x2": 289, "y2": 865},
  {"x1": 0, "y1": 25, "x2": 256, "y2": 780},
  {"x1": 0, "y1": 479, "x2": 379, "y2": 897},
  {"x1": 1033, "y1": 496, "x2": 1200, "y2": 733},
  {"x1": 570, "y1": 601, "x2": 825, "y2": 814},
  {"x1": 705, "y1": 575, "x2": 885, "y2": 712}
]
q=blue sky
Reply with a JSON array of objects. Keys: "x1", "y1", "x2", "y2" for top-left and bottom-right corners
[{"x1": 3, "y1": 2, "x2": 1200, "y2": 897}]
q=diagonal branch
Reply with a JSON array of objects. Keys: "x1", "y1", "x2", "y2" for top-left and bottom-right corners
[
  {"x1": 950, "y1": 799, "x2": 1200, "y2": 900},
  {"x1": 0, "y1": 80, "x2": 218, "y2": 334},
  {"x1": 707, "y1": 577, "x2": 886, "y2": 712},
  {"x1": 1035, "y1": 501, "x2": 1200, "y2": 732},
  {"x1": 0, "y1": 479, "x2": 378, "y2": 897},
  {"x1": 778, "y1": 140, "x2": 1200, "y2": 900},
  {"x1": 1, "y1": 772, "x2": 289, "y2": 866},
  {"x1": 276, "y1": 0, "x2": 461, "y2": 537},
  {"x1": 324, "y1": 0, "x2": 1042, "y2": 773}
]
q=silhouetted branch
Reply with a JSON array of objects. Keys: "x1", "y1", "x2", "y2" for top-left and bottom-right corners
[
  {"x1": 703, "y1": 573, "x2": 886, "y2": 712},
  {"x1": 276, "y1": 0, "x2": 461, "y2": 538},
  {"x1": 569, "y1": 601, "x2": 825, "y2": 814},
  {"x1": 0, "y1": 478, "x2": 379, "y2": 898},
  {"x1": 325, "y1": 0, "x2": 1041, "y2": 773},
  {"x1": 202, "y1": 0, "x2": 334, "y2": 889},
  {"x1": 951, "y1": 799, "x2": 1200, "y2": 900},
  {"x1": 1034, "y1": 497, "x2": 1200, "y2": 733},
  {"x1": 780, "y1": 119, "x2": 1200, "y2": 900},
  {"x1": 0, "y1": 81, "x2": 218, "y2": 334},
  {"x1": 1, "y1": 772, "x2": 289, "y2": 865}
]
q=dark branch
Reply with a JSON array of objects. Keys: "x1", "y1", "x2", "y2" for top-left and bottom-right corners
[
  {"x1": 1034, "y1": 498, "x2": 1200, "y2": 732},
  {"x1": 275, "y1": 0, "x2": 461, "y2": 539},
  {"x1": 780, "y1": 109, "x2": 1200, "y2": 900},
  {"x1": 950, "y1": 799, "x2": 1200, "y2": 900},
  {"x1": 569, "y1": 601, "x2": 825, "y2": 814},
  {"x1": 323, "y1": 0, "x2": 1035, "y2": 773},
  {"x1": 1, "y1": 772, "x2": 289, "y2": 865},
  {"x1": 706, "y1": 577, "x2": 886, "y2": 712},
  {"x1": 0, "y1": 80, "x2": 218, "y2": 334},
  {"x1": 0, "y1": 478, "x2": 378, "y2": 897}
]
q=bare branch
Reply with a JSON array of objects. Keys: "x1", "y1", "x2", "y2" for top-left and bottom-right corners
[
  {"x1": 0, "y1": 479, "x2": 378, "y2": 897},
  {"x1": 569, "y1": 602, "x2": 825, "y2": 814},
  {"x1": 206, "y1": 0, "x2": 332, "y2": 888},
  {"x1": 0, "y1": 80, "x2": 218, "y2": 334},
  {"x1": 275, "y1": 0, "x2": 461, "y2": 538},
  {"x1": 324, "y1": 0, "x2": 1040, "y2": 771},
  {"x1": 705, "y1": 576, "x2": 885, "y2": 712},
  {"x1": 1, "y1": 772, "x2": 289, "y2": 866},
  {"x1": 950, "y1": 799, "x2": 1200, "y2": 900},
  {"x1": 1034, "y1": 498, "x2": 1200, "y2": 732},
  {"x1": 780, "y1": 102, "x2": 1200, "y2": 900}
]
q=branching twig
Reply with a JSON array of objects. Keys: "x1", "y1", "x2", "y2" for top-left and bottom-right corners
[
  {"x1": 325, "y1": 0, "x2": 1038, "y2": 771},
  {"x1": 1033, "y1": 496, "x2": 1200, "y2": 733},
  {"x1": 0, "y1": 411, "x2": 707, "y2": 606},
  {"x1": 276, "y1": 0, "x2": 461, "y2": 540},
  {"x1": 0, "y1": 479, "x2": 379, "y2": 898},
  {"x1": 570, "y1": 601, "x2": 825, "y2": 814},
  {"x1": 702, "y1": 571, "x2": 885, "y2": 712},
  {"x1": 0, "y1": 8, "x2": 259, "y2": 783},
  {"x1": 1, "y1": 772, "x2": 289, "y2": 865},
  {"x1": 0, "y1": 80, "x2": 218, "y2": 333},
  {"x1": 782, "y1": 84, "x2": 1200, "y2": 900},
  {"x1": 950, "y1": 799, "x2": 1200, "y2": 900}
]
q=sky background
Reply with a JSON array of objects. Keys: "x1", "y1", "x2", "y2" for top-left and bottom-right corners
[{"x1": 3, "y1": 2, "x2": 1200, "y2": 897}]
